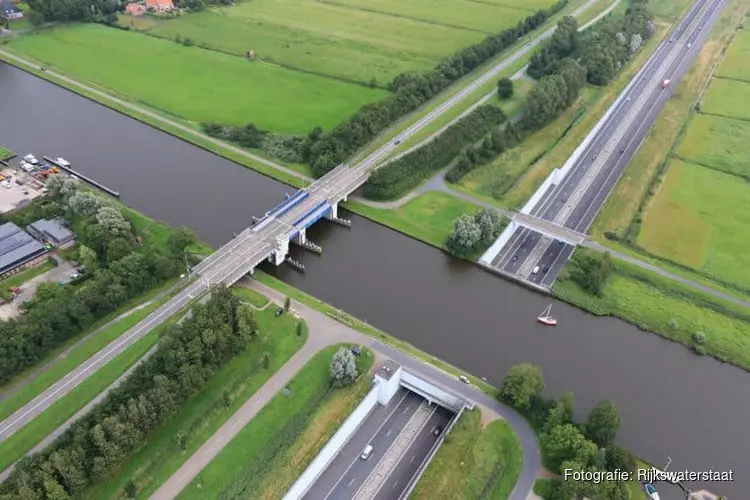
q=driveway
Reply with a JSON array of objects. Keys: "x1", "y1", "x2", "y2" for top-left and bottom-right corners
[{"x1": 0, "y1": 257, "x2": 76, "y2": 320}]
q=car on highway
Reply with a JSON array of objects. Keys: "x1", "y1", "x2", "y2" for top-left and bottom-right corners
[
  {"x1": 361, "y1": 445, "x2": 373, "y2": 460},
  {"x1": 543, "y1": 266, "x2": 549, "y2": 273},
  {"x1": 661, "y1": 79, "x2": 671, "y2": 88},
  {"x1": 393, "y1": 139, "x2": 401, "y2": 145},
  {"x1": 459, "y1": 375, "x2": 470, "y2": 384},
  {"x1": 620, "y1": 148, "x2": 625, "y2": 154},
  {"x1": 433, "y1": 426, "x2": 443, "y2": 436},
  {"x1": 687, "y1": 42, "x2": 692, "y2": 48},
  {"x1": 511, "y1": 255, "x2": 518, "y2": 263},
  {"x1": 532, "y1": 266, "x2": 540, "y2": 275}
]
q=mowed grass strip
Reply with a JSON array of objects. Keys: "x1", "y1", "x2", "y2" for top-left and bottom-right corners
[
  {"x1": 411, "y1": 409, "x2": 523, "y2": 500},
  {"x1": 637, "y1": 160, "x2": 750, "y2": 289},
  {"x1": 177, "y1": 344, "x2": 368, "y2": 499},
  {"x1": 0, "y1": 326, "x2": 162, "y2": 471},
  {"x1": 700, "y1": 77, "x2": 750, "y2": 121},
  {"x1": 330, "y1": 0, "x2": 537, "y2": 33},
  {"x1": 715, "y1": 27, "x2": 750, "y2": 82},
  {"x1": 232, "y1": 286, "x2": 270, "y2": 309},
  {"x1": 10, "y1": 24, "x2": 387, "y2": 134},
  {"x1": 89, "y1": 305, "x2": 307, "y2": 500},
  {"x1": 225, "y1": 0, "x2": 482, "y2": 61},
  {"x1": 146, "y1": 10, "x2": 431, "y2": 86},
  {"x1": 0, "y1": 298, "x2": 165, "y2": 423},
  {"x1": 554, "y1": 259, "x2": 750, "y2": 370},
  {"x1": 346, "y1": 192, "x2": 482, "y2": 249},
  {"x1": 675, "y1": 113, "x2": 750, "y2": 177}
]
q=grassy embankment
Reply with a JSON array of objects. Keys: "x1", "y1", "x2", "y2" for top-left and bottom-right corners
[
  {"x1": 0, "y1": 146, "x2": 14, "y2": 161},
  {"x1": 89, "y1": 297, "x2": 308, "y2": 499},
  {"x1": 176, "y1": 344, "x2": 374, "y2": 500},
  {"x1": 411, "y1": 409, "x2": 523, "y2": 500},
  {"x1": 589, "y1": 0, "x2": 750, "y2": 299}
]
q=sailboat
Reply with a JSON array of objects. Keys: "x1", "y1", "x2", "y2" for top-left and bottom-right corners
[{"x1": 537, "y1": 304, "x2": 557, "y2": 326}]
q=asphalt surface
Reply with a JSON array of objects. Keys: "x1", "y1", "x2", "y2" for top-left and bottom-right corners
[
  {"x1": 304, "y1": 390, "x2": 451, "y2": 500},
  {"x1": 0, "y1": 0, "x2": 607, "y2": 444},
  {"x1": 491, "y1": 0, "x2": 726, "y2": 287}
]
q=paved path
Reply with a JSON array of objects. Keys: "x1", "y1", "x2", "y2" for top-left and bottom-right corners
[
  {"x1": 152, "y1": 279, "x2": 542, "y2": 500},
  {"x1": 0, "y1": 49, "x2": 309, "y2": 182}
]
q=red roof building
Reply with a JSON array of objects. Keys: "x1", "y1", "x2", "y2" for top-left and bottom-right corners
[
  {"x1": 145, "y1": 0, "x2": 173, "y2": 12},
  {"x1": 125, "y1": 3, "x2": 146, "y2": 15}
]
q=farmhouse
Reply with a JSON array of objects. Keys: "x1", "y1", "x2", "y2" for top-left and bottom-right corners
[
  {"x1": 0, "y1": 222, "x2": 47, "y2": 279},
  {"x1": 27, "y1": 218, "x2": 76, "y2": 249},
  {"x1": 125, "y1": 2, "x2": 146, "y2": 16},
  {"x1": 0, "y1": 0, "x2": 24, "y2": 20},
  {"x1": 145, "y1": 0, "x2": 173, "y2": 12}
]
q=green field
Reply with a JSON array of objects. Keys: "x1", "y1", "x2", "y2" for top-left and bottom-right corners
[
  {"x1": 89, "y1": 304, "x2": 307, "y2": 499},
  {"x1": 637, "y1": 160, "x2": 750, "y2": 289},
  {"x1": 554, "y1": 254, "x2": 750, "y2": 371},
  {"x1": 675, "y1": 114, "x2": 750, "y2": 178},
  {"x1": 411, "y1": 409, "x2": 522, "y2": 500},
  {"x1": 701, "y1": 76, "x2": 750, "y2": 121},
  {"x1": 716, "y1": 27, "x2": 750, "y2": 82},
  {"x1": 177, "y1": 345, "x2": 369, "y2": 500},
  {"x1": 10, "y1": 24, "x2": 386, "y2": 134},
  {"x1": 138, "y1": 0, "x2": 548, "y2": 86},
  {"x1": 346, "y1": 191, "x2": 482, "y2": 249}
]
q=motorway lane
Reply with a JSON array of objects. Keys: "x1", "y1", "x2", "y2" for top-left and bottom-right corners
[
  {"x1": 371, "y1": 406, "x2": 454, "y2": 500},
  {"x1": 306, "y1": 391, "x2": 423, "y2": 500},
  {"x1": 497, "y1": 0, "x2": 721, "y2": 284}
]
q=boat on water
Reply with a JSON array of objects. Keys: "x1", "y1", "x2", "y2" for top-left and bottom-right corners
[
  {"x1": 644, "y1": 483, "x2": 660, "y2": 500},
  {"x1": 537, "y1": 304, "x2": 557, "y2": 326}
]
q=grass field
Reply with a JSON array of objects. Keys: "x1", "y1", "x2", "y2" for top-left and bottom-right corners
[
  {"x1": 411, "y1": 409, "x2": 523, "y2": 500},
  {"x1": 10, "y1": 24, "x2": 386, "y2": 134},
  {"x1": 554, "y1": 253, "x2": 750, "y2": 371},
  {"x1": 138, "y1": 0, "x2": 548, "y2": 86},
  {"x1": 89, "y1": 303, "x2": 307, "y2": 499},
  {"x1": 715, "y1": 27, "x2": 750, "y2": 82},
  {"x1": 176, "y1": 344, "x2": 372, "y2": 500},
  {"x1": 675, "y1": 114, "x2": 750, "y2": 178},
  {"x1": 232, "y1": 286, "x2": 270, "y2": 309},
  {"x1": 701, "y1": 76, "x2": 750, "y2": 121},
  {"x1": 346, "y1": 192, "x2": 483, "y2": 250},
  {"x1": 637, "y1": 160, "x2": 750, "y2": 290}
]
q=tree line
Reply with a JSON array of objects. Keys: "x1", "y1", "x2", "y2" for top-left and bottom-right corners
[
  {"x1": 499, "y1": 363, "x2": 634, "y2": 500},
  {"x1": 0, "y1": 177, "x2": 196, "y2": 385},
  {"x1": 203, "y1": 0, "x2": 570, "y2": 176},
  {"x1": 363, "y1": 106, "x2": 506, "y2": 201},
  {"x1": 1, "y1": 287, "x2": 256, "y2": 499},
  {"x1": 445, "y1": 208, "x2": 506, "y2": 258}
]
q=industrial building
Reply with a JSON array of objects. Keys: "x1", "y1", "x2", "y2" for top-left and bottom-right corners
[
  {"x1": 0, "y1": 222, "x2": 47, "y2": 279},
  {"x1": 27, "y1": 218, "x2": 76, "y2": 249}
]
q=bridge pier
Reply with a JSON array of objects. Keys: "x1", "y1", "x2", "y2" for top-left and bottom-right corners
[
  {"x1": 268, "y1": 237, "x2": 289, "y2": 266},
  {"x1": 292, "y1": 229, "x2": 322, "y2": 255},
  {"x1": 325, "y1": 202, "x2": 352, "y2": 228}
]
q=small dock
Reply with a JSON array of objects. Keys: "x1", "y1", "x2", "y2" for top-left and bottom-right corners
[{"x1": 44, "y1": 157, "x2": 120, "y2": 198}]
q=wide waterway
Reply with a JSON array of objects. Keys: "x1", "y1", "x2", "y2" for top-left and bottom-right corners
[{"x1": 0, "y1": 63, "x2": 743, "y2": 498}]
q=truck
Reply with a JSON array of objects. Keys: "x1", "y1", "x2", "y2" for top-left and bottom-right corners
[{"x1": 661, "y1": 79, "x2": 671, "y2": 89}]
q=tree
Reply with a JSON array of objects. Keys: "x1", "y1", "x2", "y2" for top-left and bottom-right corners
[
  {"x1": 168, "y1": 227, "x2": 197, "y2": 256},
  {"x1": 474, "y1": 208, "x2": 505, "y2": 244},
  {"x1": 124, "y1": 479, "x2": 137, "y2": 499},
  {"x1": 78, "y1": 244, "x2": 99, "y2": 272},
  {"x1": 329, "y1": 347, "x2": 358, "y2": 387},
  {"x1": 236, "y1": 304, "x2": 258, "y2": 342},
  {"x1": 544, "y1": 391, "x2": 575, "y2": 432},
  {"x1": 296, "y1": 322, "x2": 303, "y2": 337},
  {"x1": 445, "y1": 214, "x2": 482, "y2": 257},
  {"x1": 585, "y1": 401, "x2": 622, "y2": 447},
  {"x1": 542, "y1": 424, "x2": 598, "y2": 470},
  {"x1": 499, "y1": 363, "x2": 544, "y2": 410},
  {"x1": 95, "y1": 206, "x2": 131, "y2": 239},
  {"x1": 497, "y1": 77, "x2": 514, "y2": 99},
  {"x1": 605, "y1": 444, "x2": 636, "y2": 473},
  {"x1": 284, "y1": 296, "x2": 291, "y2": 311}
]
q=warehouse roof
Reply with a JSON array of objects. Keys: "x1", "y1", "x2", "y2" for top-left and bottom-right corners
[
  {"x1": 28, "y1": 218, "x2": 75, "y2": 245},
  {"x1": 0, "y1": 222, "x2": 46, "y2": 275}
]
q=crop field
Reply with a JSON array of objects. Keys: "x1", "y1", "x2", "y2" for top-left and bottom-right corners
[
  {"x1": 10, "y1": 24, "x2": 387, "y2": 134},
  {"x1": 637, "y1": 160, "x2": 750, "y2": 289},
  {"x1": 700, "y1": 77, "x2": 750, "y2": 121},
  {"x1": 675, "y1": 114, "x2": 750, "y2": 178},
  {"x1": 715, "y1": 27, "x2": 750, "y2": 82},
  {"x1": 138, "y1": 0, "x2": 554, "y2": 86}
]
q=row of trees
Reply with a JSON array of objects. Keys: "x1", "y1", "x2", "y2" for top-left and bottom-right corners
[
  {"x1": 363, "y1": 106, "x2": 506, "y2": 200},
  {"x1": 1, "y1": 287, "x2": 254, "y2": 499},
  {"x1": 205, "y1": 1, "x2": 570, "y2": 176},
  {"x1": 528, "y1": 1, "x2": 654, "y2": 85},
  {"x1": 445, "y1": 208, "x2": 506, "y2": 257},
  {"x1": 499, "y1": 363, "x2": 634, "y2": 500},
  {"x1": 0, "y1": 177, "x2": 196, "y2": 385}
]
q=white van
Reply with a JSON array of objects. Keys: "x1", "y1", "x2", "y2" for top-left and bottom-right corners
[
  {"x1": 361, "y1": 445, "x2": 373, "y2": 460},
  {"x1": 532, "y1": 266, "x2": 540, "y2": 275}
]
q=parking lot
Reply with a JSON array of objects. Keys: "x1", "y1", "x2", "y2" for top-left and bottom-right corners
[
  {"x1": 0, "y1": 257, "x2": 78, "y2": 320},
  {"x1": 0, "y1": 168, "x2": 43, "y2": 213}
]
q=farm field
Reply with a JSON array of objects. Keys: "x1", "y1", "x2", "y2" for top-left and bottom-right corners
[
  {"x1": 637, "y1": 160, "x2": 750, "y2": 290},
  {"x1": 700, "y1": 76, "x2": 750, "y2": 121},
  {"x1": 675, "y1": 114, "x2": 750, "y2": 178},
  {"x1": 715, "y1": 27, "x2": 750, "y2": 82},
  {"x1": 9, "y1": 24, "x2": 387, "y2": 134},
  {"x1": 132, "y1": 0, "x2": 554, "y2": 86}
]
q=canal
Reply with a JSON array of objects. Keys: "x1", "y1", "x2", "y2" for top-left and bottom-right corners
[{"x1": 0, "y1": 63, "x2": 743, "y2": 498}]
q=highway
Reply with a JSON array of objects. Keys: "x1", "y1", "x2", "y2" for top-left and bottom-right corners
[
  {"x1": 0, "y1": 0, "x2": 606, "y2": 443},
  {"x1": 491, "y1": 0, "x2": 725, "y2": 287}
]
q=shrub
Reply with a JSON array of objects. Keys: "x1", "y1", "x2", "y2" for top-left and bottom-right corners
[{"x1": 692, "y1": 332, "x2": 706, "y2": 345}]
